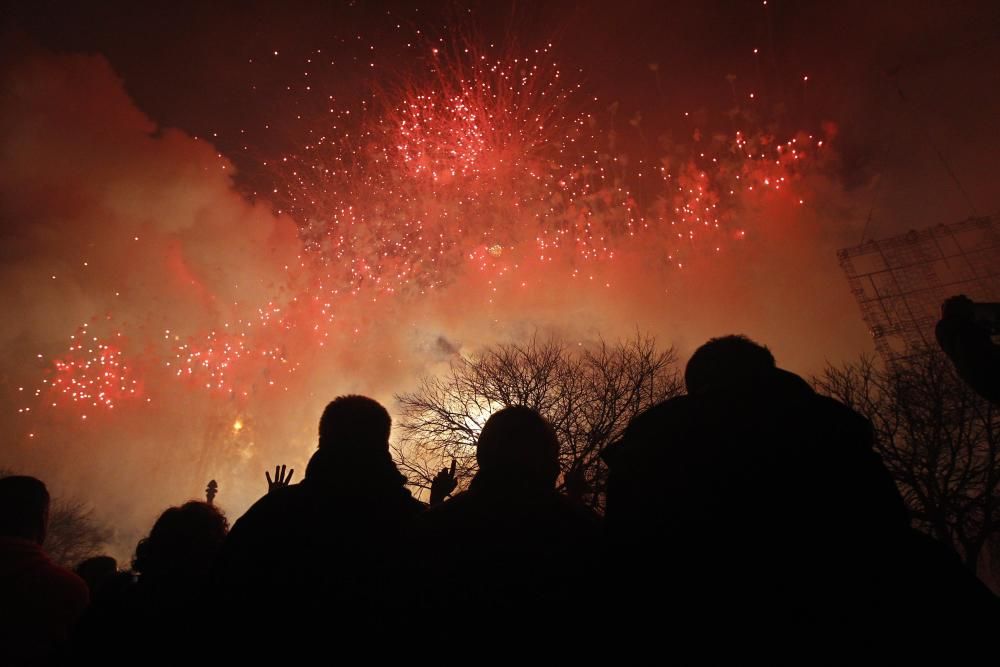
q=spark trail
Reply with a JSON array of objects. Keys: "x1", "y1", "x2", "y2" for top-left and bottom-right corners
[{"x1": 18, "y1": 40, "x2": 829, "y2": 424}]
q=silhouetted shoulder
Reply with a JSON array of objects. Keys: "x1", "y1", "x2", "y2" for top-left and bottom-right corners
[
  {"x1": 419, "y1": 488, "x2": 598, "y2": 532},
  {"x1": 228, "y1": 483, "x2": 301, "y2": 533},
  {"x1": 602, "y1": 394, "x2": 694, "y2": 466},
  {"x1": 416, "y1": 488, "x2": 473, "y2": 517}
]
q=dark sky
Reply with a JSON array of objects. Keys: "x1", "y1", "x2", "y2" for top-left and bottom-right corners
[
  {"x1": 7, "y1": 0, "x2": 1000, "y2": 233},
  {"x1": 3, "y1": 0, "x2": 1000, "y2": 549}
]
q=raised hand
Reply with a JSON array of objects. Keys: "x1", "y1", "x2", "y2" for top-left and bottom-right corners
[
  {"x1": 265, "y1": 464, "x2": 295, "y2": 494},
  {"x1": 429, "y1": 459, "x2": 458, "y2": 506}
]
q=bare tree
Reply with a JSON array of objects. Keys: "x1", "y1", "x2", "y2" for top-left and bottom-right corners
[
  {"x1": 814, "y1": 349, "x2": 1000, "y2": 578},
  {"x1": 0, "y1": 469, "x2": 113, "y2": 568},
  {"x1": 393, "y1": 333, "x2": 682, "y2": 510},
  {"x1": 45, "y1": 498, "x2": 114, "y2": 568}
]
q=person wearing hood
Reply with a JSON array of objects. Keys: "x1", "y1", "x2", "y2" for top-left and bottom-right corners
[{"x1": 601, "y1": 335, "x2": 997, "y2": 634}]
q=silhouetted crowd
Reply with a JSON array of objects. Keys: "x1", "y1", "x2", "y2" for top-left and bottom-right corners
[{"x1": 3, "y1": 335, "x2": 999, "y2": 664}]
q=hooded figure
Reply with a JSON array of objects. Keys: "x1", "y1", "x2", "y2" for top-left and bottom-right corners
[{"x1": 602, "y1": 335, "x2": 997, "y2": 634}]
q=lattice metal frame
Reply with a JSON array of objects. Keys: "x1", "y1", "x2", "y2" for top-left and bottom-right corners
[{"x1": 838, "y1": 216, "x2": 1000, "y2": 363}]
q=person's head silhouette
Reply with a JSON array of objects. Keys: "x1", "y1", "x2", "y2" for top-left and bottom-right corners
[
  {"x1": 0, "y1": 475, "x2": 50, "y2": 544},
  {"x1": 307, "y1": 395, "x2": 401, "y2": 485},
  {"x1": 133, "y1": 501, "x2": 228, "y2": 578},
  {"x1": 318, "y1": 395, "x2": 392, "y2": 451},
  {"x1": 685, "y1": 335, "x2": 775, "y2": 395},
  {"x1": 475, "y1": 406, "x2": 560, "y2": 489},
  {"x1": 75, "y1": 555, "x2": 118, "y2": 596}
]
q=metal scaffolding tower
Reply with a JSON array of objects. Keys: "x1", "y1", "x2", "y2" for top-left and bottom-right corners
[{"x1": 838, "y1": 216, "x2": 1000, "y2": 362}]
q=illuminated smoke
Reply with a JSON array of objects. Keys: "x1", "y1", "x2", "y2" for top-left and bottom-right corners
[{"x1": 2, "y1": 43, "x2": 866, "y2": 559}]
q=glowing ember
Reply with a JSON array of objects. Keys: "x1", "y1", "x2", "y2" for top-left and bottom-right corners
[{"x1": 31, "y1": 327, "x2": 141, "y2": 413}]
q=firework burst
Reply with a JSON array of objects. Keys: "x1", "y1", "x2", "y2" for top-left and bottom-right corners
[{"x1": 18, "y1": 37, "x2": 829, "y2": 423}]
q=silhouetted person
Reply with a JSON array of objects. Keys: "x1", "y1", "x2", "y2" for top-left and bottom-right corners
[
  {"x1": 213, "y1": 395, "x2": 424, "y2": 647},
  {"x1": 937, "y1": 295, "x2": 1000, "y2": 403},
  {"x1": 132, "y1": 501, "x2": 228, "y2": 593},
  {"x1": 74, "y1": 556, "x2": 117, "y2": 599},
  {"x1": 70, "y1": 501, "x2": 227, "y2": 662},
  {"x1": 0, "y1": 476, "x2": 89, "y2": 665},
  {"x1": 602, "y1": 335, "x2": 997, "y2": 634},
  {"x1": 412, "y1": 406, "x2": 601, "y2": 627}
]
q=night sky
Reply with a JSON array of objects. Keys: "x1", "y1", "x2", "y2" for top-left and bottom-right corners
[
  {"x1": 3, "y1": 0, "x2": 1000, "y2": 554},
  {"x1": 9, "y1": 0, "x2": 1000, "y2": 223}
]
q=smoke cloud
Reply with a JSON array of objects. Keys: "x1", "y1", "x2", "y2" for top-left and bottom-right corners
[{"x1": 2, "y1": 48, "x2": 875, "y2": 559}]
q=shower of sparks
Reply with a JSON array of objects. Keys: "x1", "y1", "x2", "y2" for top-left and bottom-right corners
[
  {"x1": 273, "y1": 43, "x2": 631, "y2": 297},
  {"x1": 24, "y1": 327, "x2": 142, "y2": 416},
  {"x1": 18, "y1": 37, "x2": 828, "y2": 424}
]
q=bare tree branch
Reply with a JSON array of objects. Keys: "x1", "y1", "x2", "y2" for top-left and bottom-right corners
[
  {"x1": 0, "y1": 469, "x2": 113, "y2": 568},
  {"x1": 814, "y1": 348, "x2": 1000, "y2": 576},
  {"x1": 392, "y1": 333, "x2": 682, "y2": 511}
]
